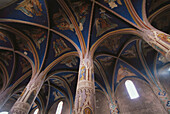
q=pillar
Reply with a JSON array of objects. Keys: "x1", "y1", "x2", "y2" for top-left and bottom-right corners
[
  {"x1": 73, "y1": 57, "x2": 95, "y2": 114},
  {"x1": 109, "y1": 99, "x2": 119, "y2": 114},
  {"x1": 0, "y1": 87, "x2": 12, "y2": 109},
  {"x1": 140, "y1": 28, "x2": 170, "y2": 61},
  {"x1": 9, "y1": 71, "x2": 46, "y2": 114}
]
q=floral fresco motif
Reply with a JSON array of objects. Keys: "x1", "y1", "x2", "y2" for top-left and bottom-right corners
[
  {"x1": 117, "y1": 65, "x2": 136, "y2": 83},
  {"x1": 53, "y1": 9, "x2": 74, "y2": 31},
  {"x1": 104, "y1": 0, "x2": 122, "y2": 9},
  {"x1": 95, "y1": 8, "x2": 118, "y2": 37},
  {"x1": 0, "y1": 31, "x2": 7, "y2": 42},
  {"x1": 122, "y1": 45, "x2": 137, "y2": 58},
  {"x1": 69, "y1": 0, "x2": 90, "y2": 31},
  {"x1": 23, "y1": 28, "x2": 46, "y2": 49},
  {"x1": 20, "y1": 58, "x2": 31, "y2": 73},
  {"x1": 100, "y1": 35, "x2": 122, "y2": 52},
  {"x1": 53, "y1": 38, "x2": 71, "y2": 57},
  {"x1": 15, "y1": 0, "x2": 43, "y2": 17},
  {"x1": 60, "y1": 56, "x2": 78, "y2": 67}
]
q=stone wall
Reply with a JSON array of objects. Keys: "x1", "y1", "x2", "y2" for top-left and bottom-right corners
[
  {"x1": 95, "y1": 90, "x2": 110, "y2": 114},
  {"x1": 115, "y1": 78, "x2": 167, "y2": 114}
]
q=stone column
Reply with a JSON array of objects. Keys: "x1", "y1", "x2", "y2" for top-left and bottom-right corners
[
  {"x1": 109, "y1": 99, "x2": 119, "y2": 114},
  {"x1": 9, "y1": 71, "x2": 46, "y2": 114},
  {"x1": 140, "y1": 28, "x2": 170, "y2": 61},
  {"x1": 0, "y1": 87, "x2": 12, "y2": 109},
  {"x1": 73, "y1": 57, "x2": 95, "y2": 114}
]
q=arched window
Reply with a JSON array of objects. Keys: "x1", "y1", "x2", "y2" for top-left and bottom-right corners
[
  {"x1": 125, "y1": 80, "x2": 139, "y2": 99},
  {"x1": 0, "y1": 112, "x2": 8, "y2": 114},
  {"x1": 34, "y1": 108, "x2": 39, "y2": 114},
  {"x1": 56, "y1": 101, "x2": 63, "y2": 114}
]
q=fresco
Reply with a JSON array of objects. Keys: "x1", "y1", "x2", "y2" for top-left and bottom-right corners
[
  {"x1": 95, "y1": 8, "x2": 118, "y2": 37},
  {"x1": 157, "y1": 33, "x2": 170, "y2": 44},
  {"x1": 15, "y1": 0, "x2": 43, "y2": 17},
  {"x1": 63, "y1": 74, "x2": 75, "y2": 86},
  {"x1": 121, "y1": 45, "x2": 137, "y2": 58},
  {"x1": 60, "y1": 56, "x2": 78, "y2": 68},
  {"x1": 116, "y1": 65, "x2": 136, "y2": 83},
  {"x1": 97, "y1": 0, "x2": 136, "y2": 24},
  {"x1": 53, "y1": 38, "x2": 71, "y2": 57},
  {"x1": 67, "y1": 0, "x2": 90, "y2": 31},
  {"x1": 0, "y1": 31, "x2": 13, "y2": 48},
  {"x1": 104, "y1": 0, "x2": 122, "y2": 9},
  {"x1": 100, "y1": 35, "x2": 122, "y2": 54},
  {"x1": 0, "y1": 51, "x2": 12, "y2": 66},
  {"x1": 52, "y1": 91, "x2": 63, "y2": 101},
  {"x1": 20, "y1": 58, "x2": 31, "y2": 73},
  {"x1": 83, "y1": 107, "x2": 92, "y2": 114},
  {"x1": 53, "y1": 9, "x2": 74, "y2": 31},
  {"x1": 23, "y1": 28, "x2": 46, "y2": 50},
  {"x1": 80, "y1": 66, "x2": 86, "y2": 81}
]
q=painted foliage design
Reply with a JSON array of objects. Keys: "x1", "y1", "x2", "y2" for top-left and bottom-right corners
[
  {"x1": 23, "y1": 28, "x2": 46, "y2": 49},
  {"x1": 53, "y1": 9, "x2": 74, "y2": 31},
  {"x1": 104, "y1": 0, "x2": 122, "y2": 9},
  {"x1": 69, "y1": 0, "x2": 90, "y2": 31},
  {"x1": 15, "y1": 0, "x2": 43, "y2": 17},
  {"x1": 95, "y1": 8, "x2": 118, "y2": 37},
  {"x1": 53, "y1": 38, "x2": 71, "y2": 57},
  {"x1": 116, "y1": 65, "x2": 136, "y2": 83}
]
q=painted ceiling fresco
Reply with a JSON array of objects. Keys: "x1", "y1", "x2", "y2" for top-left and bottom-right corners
[{"x1": 0, "y1": 0, "x2": 169, "y2": 112}]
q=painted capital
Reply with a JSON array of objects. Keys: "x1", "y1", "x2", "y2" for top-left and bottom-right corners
[
  {"x1": 73, "y1": 57, "x2": 95, "y2": 114},
  {"x1": 140, "y1": 29, "x2": 170, "y2": 61}
]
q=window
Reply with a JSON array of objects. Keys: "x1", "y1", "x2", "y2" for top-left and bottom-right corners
[
  {"x1": 34, "y1": 108, "x2": 39, "y2": 114},
  {"x1": 125, "y1": 80, "x2": 139, "y2": 99},
  {"x1": 0, "y1": 112, "x2": 8, "y2": 114},
  {"x1": 56, "y1": 101, "x2": 63, "y2": 114}
]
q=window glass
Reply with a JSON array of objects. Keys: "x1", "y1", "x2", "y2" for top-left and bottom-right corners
[
  {"x1": 125, "y1": 80, "x2": 139, "y2": 99},
  {"x1": 56, "y1": 101, "x2": 63, "y2": 114},
  {"x1": 0, "y1": 112, "x2": 8, "y2": 114},
  {"x1": 34, "y1": 108, "x2": 39, "y2": 114}
]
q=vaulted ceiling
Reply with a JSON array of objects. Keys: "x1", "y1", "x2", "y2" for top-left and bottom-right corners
[{"x1": 0, "y1": 0, "x2": 169, "y2": 112}]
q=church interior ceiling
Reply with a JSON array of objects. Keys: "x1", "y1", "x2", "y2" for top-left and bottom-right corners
[{"x1": 0, "y1": 0, "x2": 169, "y2": 112}]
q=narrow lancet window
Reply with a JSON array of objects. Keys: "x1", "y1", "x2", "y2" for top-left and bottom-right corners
[
  {"x1": 125, "y1": 80, "x2": 139, "y2": 99},
  {"x1": 56, "y1": 101, "x2": 63, "y2": 114}
]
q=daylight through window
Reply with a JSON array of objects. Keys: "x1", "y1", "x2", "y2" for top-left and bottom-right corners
[{"x1": 125, "y1": 80, "x2": 139, "y2": 99}]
